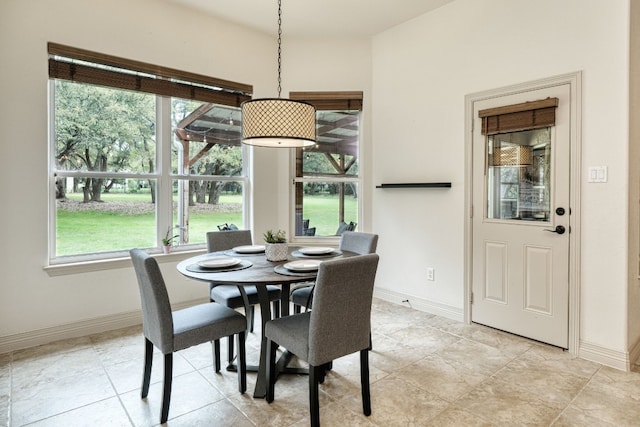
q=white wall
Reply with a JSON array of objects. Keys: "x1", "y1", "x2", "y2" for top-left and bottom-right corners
[{"x1": 371, "y1": 0, "x2": 632, "y2": 359}]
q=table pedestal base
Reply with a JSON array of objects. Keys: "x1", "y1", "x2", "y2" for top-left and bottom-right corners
[{"x1": 226, "y1": 349, "x2": 308, "y2": 398}]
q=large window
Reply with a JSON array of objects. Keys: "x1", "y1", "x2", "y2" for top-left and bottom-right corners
[
  {"x1": 289, "y1": 92, "x2": 362, "y2": 239},
  {"x1": 48, "y1": 43, "x2": 252, "y2": 262}
]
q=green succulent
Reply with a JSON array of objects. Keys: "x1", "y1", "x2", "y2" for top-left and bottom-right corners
[{"x1": 263, "y1": 229, "x2": 286, "y2": 243}]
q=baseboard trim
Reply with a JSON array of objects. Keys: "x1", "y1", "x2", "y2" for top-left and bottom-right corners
[
  {"x1": 0, "y1": 299, "x2": 206, "y2": 355},
  {"x1": 578, "y1": 340, "x2": 630, "y2": 371},
  {"x1": 373, "y1": 287, "x2": 464, "y2": 322}
]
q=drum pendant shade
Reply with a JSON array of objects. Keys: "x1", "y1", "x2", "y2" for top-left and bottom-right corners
[{"x1": 242, "y1": 98, "x2": 316, "y2": 148}]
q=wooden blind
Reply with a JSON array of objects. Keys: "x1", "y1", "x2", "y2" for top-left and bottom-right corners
[
  {"x1": 48, "y1": 42, "x2": 252, "y2": 107},
  {"x1": 479, "y1": 97, "x2": 559, "y2": 135},
  {"x1": 289, "y1": 91, "x2": 363, "y2": 110}
]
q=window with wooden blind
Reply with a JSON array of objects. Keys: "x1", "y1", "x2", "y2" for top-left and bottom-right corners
[
  {"x1": 479, "y1": 98, "x2": 558, "y2": 221},
  {"x1": 289, "y1": 91, "x2": 363, "y2": 239},
  {"x1": 48, "y1": 43, "x2": 252, "y2": 262}
]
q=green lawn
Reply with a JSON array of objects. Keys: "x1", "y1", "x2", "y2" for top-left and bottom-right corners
[
  {"x1": 56, "y1": 192, "x2": 357, "y2": 255},
  {"x1": 301, "y1": 195, "x2": 358, "y2": 235}
]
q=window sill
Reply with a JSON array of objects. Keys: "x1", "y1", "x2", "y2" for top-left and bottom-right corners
[{"x1": 44, "y1": 248, "x2": 205, "y2": 277}]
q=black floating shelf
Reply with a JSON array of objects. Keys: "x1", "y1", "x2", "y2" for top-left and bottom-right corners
[{"x1": 376, "y1": 182, "x2": 452, "y2": 189}]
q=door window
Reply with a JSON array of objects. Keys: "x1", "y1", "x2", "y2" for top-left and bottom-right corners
[{"x1": 486, "y1": 128, "x2": 552, "y2": 221}]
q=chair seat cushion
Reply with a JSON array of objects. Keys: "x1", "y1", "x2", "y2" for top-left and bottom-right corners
[
  {"x1": 264, "y1": 312, "x2": 311, "y2": 361},
  {"x1": 291, "y1": 285, "x2": 313, "y2": 308},
  {"x1": 172, "y1": 302, "x2": 246, "y2": 352},
  {"x1": 210, "y1": 285, "x2": 281, "y2": 308}
]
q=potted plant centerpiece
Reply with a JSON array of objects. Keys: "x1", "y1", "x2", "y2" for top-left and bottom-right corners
[
  {"x1": 161, "y1": 227, "x2": 179, "y2": 254},
  {"x1": 263, "y1": 229, "x2": 288, "y2": 261}
]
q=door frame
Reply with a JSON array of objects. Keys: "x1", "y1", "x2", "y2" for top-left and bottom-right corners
[{"x1": 464, "y1": 72, "x2": 582, "y2": 355}]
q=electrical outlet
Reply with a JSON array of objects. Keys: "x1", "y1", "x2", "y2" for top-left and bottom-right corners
[{"x1": 427, "y1": 267, "x2": 435, "y2": 281}]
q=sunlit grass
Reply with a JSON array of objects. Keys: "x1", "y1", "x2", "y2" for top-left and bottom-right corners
[
  {"x1": 302, "y1": 195, "x2": 358, "y2": 235},
  {"x1": 55, "y1": 192, "x2": 356, "y2": 256}
]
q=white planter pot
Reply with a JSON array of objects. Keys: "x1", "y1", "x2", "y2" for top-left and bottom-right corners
[{"x1": 265, "y1": 243, "x2": 288, "y2": 261}]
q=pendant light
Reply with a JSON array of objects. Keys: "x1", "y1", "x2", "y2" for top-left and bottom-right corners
[{"x1": 241, "y1": 0, "x2": 316, "y2": 148}]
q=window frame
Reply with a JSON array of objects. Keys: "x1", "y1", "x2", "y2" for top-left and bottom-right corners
[
  {"x1": 47, "y1": 44, "x2": 252, "y2": 265},
  {"x1": 288, "y1": 91, "x2": 363, "y2": 243}
]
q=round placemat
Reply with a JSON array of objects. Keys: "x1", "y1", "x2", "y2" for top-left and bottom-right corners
[
  {"x1": 274, "y1": 265, "x2": 318, "y2": 277},
  {"x1": 223, "y1": 250, "x2": 263, "y2": 257},
  {"x1": 291, "y1": 250, "x2": 342, "y2": 259},
  {"x1": 186, "y1": 260, "x2": 253, "y2": 273}
]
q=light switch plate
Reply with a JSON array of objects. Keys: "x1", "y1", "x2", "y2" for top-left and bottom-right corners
[{"x1": 588, "y1": 166, "x2": 608, "y2": 183}]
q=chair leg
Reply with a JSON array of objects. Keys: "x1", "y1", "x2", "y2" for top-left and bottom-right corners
[
  {"x1": 272, "y1": 300, "x2": 280, "y2": 319},
  {"x1": 305, "y1": 288, "x2": 314, "y2": 311},
  {"x1": 227, "y1": 335, "x2": 235, "y2": 366},
  {"x1": 360, "y1": 350, "x2": 371, "y2": 416},
  {"x1": 237, "y1": 331, "x2": 247, "y2": 394},
  {"x1": 293, "y1": 304, "x2": 301, "y2": 314},
  {"x1": 318, "y1": 360, "x2": 332, "y2": 384},
  {"x1": 141, "y1": 338, "x2": 153, "y2": 398},
  {"x1": 212, "y1": 339, "x2": 221, "y2": 372},
  {"x1": 161, "y1": 353, "x2": 173, "y2": 424},
  {"x1": 265, "y1": 339, "x2": 277, "y2": 403},
  {"x1": 248, "y1": 306, "x2": 255, "y2": 333},
  {"x1": 309, "y1": 365, "x2": 322, "y2": 427}
]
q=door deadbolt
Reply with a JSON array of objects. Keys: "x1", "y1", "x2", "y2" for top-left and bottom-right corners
[{"x1": 555, "y1": 207, "x2": 565, "y2": 216}]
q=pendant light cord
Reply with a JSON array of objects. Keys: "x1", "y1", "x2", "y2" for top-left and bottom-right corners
[{"x1": 277, "y1": 0, "x2": 282, "y2": 98}]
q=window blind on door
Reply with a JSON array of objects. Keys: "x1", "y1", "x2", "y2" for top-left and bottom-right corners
[{"x1": 479, "y1": 97, "x2": 559, "y2": 135}]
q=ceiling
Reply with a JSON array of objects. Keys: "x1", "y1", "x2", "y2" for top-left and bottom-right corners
[{"x1": 164, "y1": 0, "x2": 454, "y2": 37}]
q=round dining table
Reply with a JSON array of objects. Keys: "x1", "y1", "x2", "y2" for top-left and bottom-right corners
[{"x1": 176, "y1": 245, "x2": 351, "y2": 398}]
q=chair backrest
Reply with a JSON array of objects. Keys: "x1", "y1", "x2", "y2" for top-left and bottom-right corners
[
  {"x1": 307, "y1": 253, "x2": 379, "y2": 366},
  {"x1": 339, "y1": 231, "x2": 378, "y2": 255},
  {"x1": 206, "y1": 230, "x2": 252, "y2": 252},
  {"x1": 130, "y1": 249, "x2": 174, "y2": 354}
]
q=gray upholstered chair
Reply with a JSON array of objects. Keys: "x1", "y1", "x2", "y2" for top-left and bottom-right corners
[
  {"x1": 291, "y1": 231, "x2": 379, "y2": 313},
  {"x1": 130, "y1": 249, "x2": 247, "y2": 424},
  {"x1": 265, "y1": 254, "x2": 380, "y2": 427},
  {"x1": 207, "y1": 230, "x2": 282, "y2": 365}
]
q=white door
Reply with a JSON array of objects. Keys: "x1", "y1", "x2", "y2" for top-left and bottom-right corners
[{"x1": 471, "y1": 84, "x2": 570, "y2": 348}]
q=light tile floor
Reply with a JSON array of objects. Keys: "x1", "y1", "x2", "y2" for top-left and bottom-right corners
[{"x1": 2, "y1": 298, "x2": 640, "y2": 426}]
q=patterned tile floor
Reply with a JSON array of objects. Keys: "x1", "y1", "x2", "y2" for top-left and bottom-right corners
[{"x1": 2, "y1": 298, "x2": 640, "y2": 426}]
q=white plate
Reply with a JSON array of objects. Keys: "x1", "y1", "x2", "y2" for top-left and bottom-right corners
[
  {"x1": 298, "y1": 246, "x2": 334, "y2": 255},
  {"x1": 232, "y1": 245, "x2": 265, "y2": 254},
  {"x1": 198, "y1": 257, "x2": 241, "y2": 269},
  {"x1": 284, "y1": 259, "x2": 323, "y2": 272}
]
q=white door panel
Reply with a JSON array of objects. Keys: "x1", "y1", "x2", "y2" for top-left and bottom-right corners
[{"x1": 472, "y1": 84, "x2": 570, "y2": 348}]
